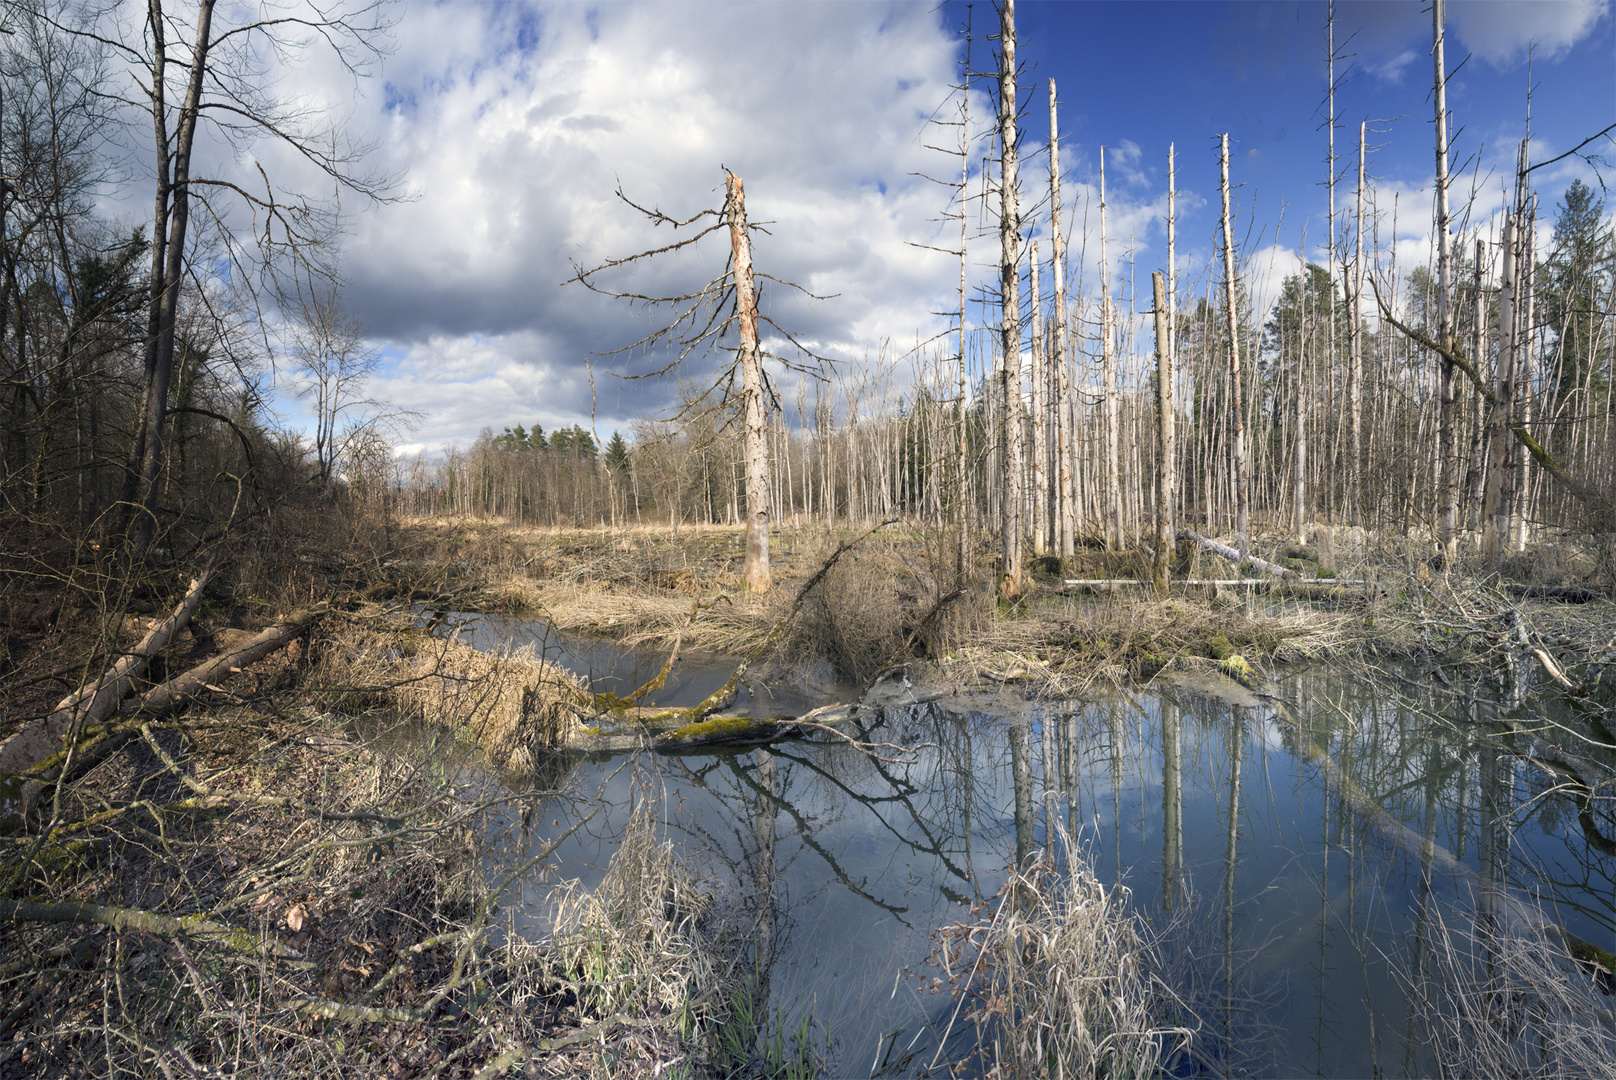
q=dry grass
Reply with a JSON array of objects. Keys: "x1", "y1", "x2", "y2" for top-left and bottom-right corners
[
  {"x1": 546, "y1": 795, "x2": 725, "y2": 1027},
  {"x1": 924, "y1": 830, "x2": 1191, "y2": 1079},
  {"x1": 1402, "y1": 903, "x2": 1616, "y2": 1079},
  {"x1": 313, "y1": 616, "x2": 591, "y2": 773}
]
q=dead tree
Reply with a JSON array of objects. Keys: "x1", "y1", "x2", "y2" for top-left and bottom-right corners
[
  {"x1": 568, "y1": 170, "x2": 827, "y2": 594},
  {"x1": 995, "y1": 0, "x2": 1026, "y2": 596},
  {"x1": 1432, "y1": 0, "x2": 1459, "y2": 561},
  {"x1": 1219, "y1": 134, "x2": 1251, "y2": 560}
]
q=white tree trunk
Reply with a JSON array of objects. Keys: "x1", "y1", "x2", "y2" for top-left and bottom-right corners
[
  {"x1": 726, "y1": 172, "x2": 771, "y2": 593},
  {"x1": 1219, "y1": 135, "x2": 1251, "y2": 560}
]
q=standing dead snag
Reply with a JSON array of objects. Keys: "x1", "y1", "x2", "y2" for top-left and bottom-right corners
[
  {"x1": 726, "y1": 174, "x2": 771, "y2": 593},
  {"x1": 996, "y1": 0, "x2": 1026, "y2": 597},
  {"x1": 568, "y1": 169, "x2": 830, "y2": 596}
]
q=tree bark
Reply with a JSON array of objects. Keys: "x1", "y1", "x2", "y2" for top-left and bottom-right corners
[
  {"x1": 1153, "y1": 272, "x2": 1175, "y2": 594},
  {"x1": 1218, "y1": 135, "x2": 1250, "y2": 560},
  {"x1": 1432, "y1": 0, "x2": 1458, "y2": 562},
  {"x1": 1050, "y1": 79, "x2": 1073, "y2": 562},
  {"x1": 1349, "y1": 121, "x2": 1366, "y2": 525},
  {"x1": 726, "y1": 172, "x2": 771, "y2": 594},
  {"x1": 996, "y1": 0, "x2": 1025, "y2": 596},
  {"x1": 120, "y1": 0, "x2": 218, "y2": 556},
  {"x1": 1030, "y1": 241, "x2": 1047, "y2": 556},
  {"x1": 1101, "y1": 148, "x2": 1120, "y2": 549},
  {"x1": 0, "y1": 570, "x2": 211, "y2": 779}
]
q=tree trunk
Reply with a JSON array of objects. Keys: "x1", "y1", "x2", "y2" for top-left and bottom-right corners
[
  {"x1": 1050, "y1": 79, "x2": 1073, "y2": 562},
  {"x1": 1349, "y1": 121, "x2": 1365, "y2": 525},
  {"x1": 726, "y1": 172, "x2": 771, "y2": 594},
  {"x1": 1030, "y1": 242, "x2": 1047, "y2": 556},
  {"x1": 1101, "y1": 149, "x2": 1120, "y2": 549},
  {"x1": 120, "y1": 0, "x2": 218, "y2": 557},
  {"x1": 1153, "y1": 272, "x2": 1175, "y2": 595},
  {"x1": 0, "y1": 570, "x2": 211, "y2": 779},
  {"x1": 996, "y1": 0, "x2": 1025, "y2": 597},
  {"x1": 1432, "y1": 0, "x2": 1458, "y2": 562},
  {"x1": 1219, "y1": 135, "x2": 1250, "y2": 560}
]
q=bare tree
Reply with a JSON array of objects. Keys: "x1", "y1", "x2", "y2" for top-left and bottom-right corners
[
  {"x1": 286, "y1": 283, "x2": 383, "y2": 488},
  {"x1": 568, "y1": 169, "x2": 827, "y2": 593},
  {"x1": 1432, "y1": 0, "x2": 1458, "y2": 561},
  {"x1": 995, "y1": 0, "x2": 1026, "y2": 597},
  {"x1": 83, "y1": 0, "x2": 396, "y2": 557},
  {"x1": 1219, "y1": 134, "x2": 1251, "y2": 560}
]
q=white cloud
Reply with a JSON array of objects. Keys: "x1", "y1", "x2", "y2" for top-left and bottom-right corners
[
  {"x1": 291, "y1": 1, "x2": 984, "y2": 446},
  {"x1": 1451, "y1": 0, "x2": 1610, "y2": 65}
]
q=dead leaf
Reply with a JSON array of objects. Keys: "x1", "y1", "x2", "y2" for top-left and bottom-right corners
[{"x1": 286, "y1": 904, "x2": 308, "y2": 932}]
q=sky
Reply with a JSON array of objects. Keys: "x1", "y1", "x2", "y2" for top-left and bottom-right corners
[{"x1": 171, "y1": 0, "x2": 1615, "y2": 457}]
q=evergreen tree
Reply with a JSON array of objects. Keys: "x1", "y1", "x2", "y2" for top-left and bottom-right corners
[
  {"x1": 604, "y1": 431, "x2": 630, "y2": 474},
  {"x1": 1544, "y1": 179, "x2": 1615, "y2": 401}
]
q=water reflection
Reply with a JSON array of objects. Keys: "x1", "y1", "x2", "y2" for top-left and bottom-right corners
[{"x1": 487, "y1": 626, "x2": 1613, "y2": 1078}]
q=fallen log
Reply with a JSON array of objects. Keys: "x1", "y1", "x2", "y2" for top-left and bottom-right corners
[
  {"x1": 0, "y1": 569, "x2": 212, "y2": 780},
  {"x1": 1178, "y1": 530, "x2": 1297, "y2": 580},
  {"x1": 568, "y1": 702, "x2": 860, "y2": 754},
  {"x1": 4, "y1": 602, "x2": 329, "y2": 829},
  {"x1": 1502, "y1": 583, "x2": 1609, "y2": 604},
  {"x1": 0, "y1": 899, "x2": 306, "y2": 962}
]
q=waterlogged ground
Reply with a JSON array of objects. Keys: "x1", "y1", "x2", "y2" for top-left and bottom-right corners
[{"x1": 458, "y1": 614, "x2": 1615, "y2": 1078}]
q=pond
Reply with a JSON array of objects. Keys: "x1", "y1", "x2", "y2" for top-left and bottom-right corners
[{"x1": 455, "y1": 614, "x2": 1616, "y2": 1078}]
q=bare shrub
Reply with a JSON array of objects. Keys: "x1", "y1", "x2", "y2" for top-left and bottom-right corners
[{"x1": 546, "y1": 785, "x2": 727, "y2": 1029}]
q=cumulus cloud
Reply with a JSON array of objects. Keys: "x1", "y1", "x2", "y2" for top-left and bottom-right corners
[
  {"x1": 285, "y1": 1, "x2": 998, "y2": 449},
  {"x1": 1451, "y1": 0, "x2": 1610, "y2": 65}
]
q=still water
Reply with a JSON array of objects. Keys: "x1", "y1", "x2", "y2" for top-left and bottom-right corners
[{"x1": 458, "y1": 615, "x2": 1616, "y2": 1077}]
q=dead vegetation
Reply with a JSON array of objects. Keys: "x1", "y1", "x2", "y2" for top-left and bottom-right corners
[
  {"x1": 919, "y1": 828, "x2": 1193, "y2": 1079},
  {"x1": 1402, "y1": 901, "x2": 1616, "y2": 1079}
]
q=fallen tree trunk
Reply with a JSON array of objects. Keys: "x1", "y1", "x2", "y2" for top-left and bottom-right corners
[
  {"x1": 1179, "y1": 530, "x2": 1297, "y2": 580},
  {"x1": 1502, "y1": 583, "x2": 1609, "y2": 604},
  {"x1": 4, "y1": 602, "x2": 329, "y2": 829},
  {"x1": 121, "y1": 604, "x2": 328, "y2": 719},
  {"x1": 0, "y1": 899, "x2": 306, "y2": 962},
  {"x1": 0, "y1": 569, "x2": 212, "y2": 780},
  {"x1": 568, "y1": 702, "x2": 860, "y2": 753}
]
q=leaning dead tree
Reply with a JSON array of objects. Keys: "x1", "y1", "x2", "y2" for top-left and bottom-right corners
[{"x1": 568, "y1": 170, "x2": 827, "y2": 594}]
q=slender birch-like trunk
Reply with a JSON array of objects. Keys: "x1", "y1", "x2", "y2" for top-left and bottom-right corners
[
  {"x1": 1050, "y1": 79, "x2": 1073, "y2": 561},
  {"x1": 1464, "y1": 238, "x2": 1489, "y2": 530},
  {"x1": 1167, "y1": 142, "x2": 1177, "y2": 483},
  {"x1": 1485, "y1": 208, "x2": 1517, "y2": 568},
  {"x1": 1101, "y1": 148, "x2": 1120, "y2": 549},
  {"x1": 725, "y1": 172, "x2": 771, "y2": 593},
  {"x1": 1432, "y1": 0, "x2": 1458, "y2": 561},
  {"x1": 1030, "y1": 242, "x2": 1047, "y2": 555},
  {"x1": 997, "y1": 0, "x2": 1025, "y2": 595},
  {"x1": 1219, "y1": 135, "x2": 1250, "y2": 559},
  {"x1": 1349, "y1": 121, "x2": 1365, "y2": 524},
  {"x1": 1515, "y1": 194, "x2": 1537, "y2": 552},
  {"x1": 1153, "y1": 271, "x2": 1175, "y2": 594}
]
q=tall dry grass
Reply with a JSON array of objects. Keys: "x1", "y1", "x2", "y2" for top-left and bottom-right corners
[
  {"x1": 1404, "y1": 903, "x2": 1616, "y2": 1079},
  {"x1": 926, "y1": 829, "x2": 1192, "y2": 1079},
  {"x1": 313, "y1": 616, "x2": 590, "y2": 772}
]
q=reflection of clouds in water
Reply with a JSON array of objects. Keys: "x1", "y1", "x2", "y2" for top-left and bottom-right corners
[{"x1": 450, "y1": 627, "x2": 1615, "y2": 1077}]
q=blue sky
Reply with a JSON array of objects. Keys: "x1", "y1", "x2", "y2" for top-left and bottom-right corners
[{"x1": 223, "y1": 0, "x2": 1613, "y2": 456}]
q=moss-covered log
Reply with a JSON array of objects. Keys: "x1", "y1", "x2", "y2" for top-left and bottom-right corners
[{"x1": 568, "y1": 702, "x2": 858, "y2": 753}]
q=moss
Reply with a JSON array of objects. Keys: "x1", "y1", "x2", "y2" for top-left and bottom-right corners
[
  {"x1": 1205, "y1": 633, "x2": 1235, "y2": 661},
  {"x1": 1567, "y1": 938, "x2": 1616, "y2": 975},
  {"x1": 660, "y1": 715, "x2": 775, "y2": 744},
  {"x1": 1218, "y1": 653, "x2": 1257, "y2": 687}
]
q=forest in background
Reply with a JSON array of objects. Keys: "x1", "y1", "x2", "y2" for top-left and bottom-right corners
[{"x1": 392, "y1": 2, "x2": 1615, "y2": 600}]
